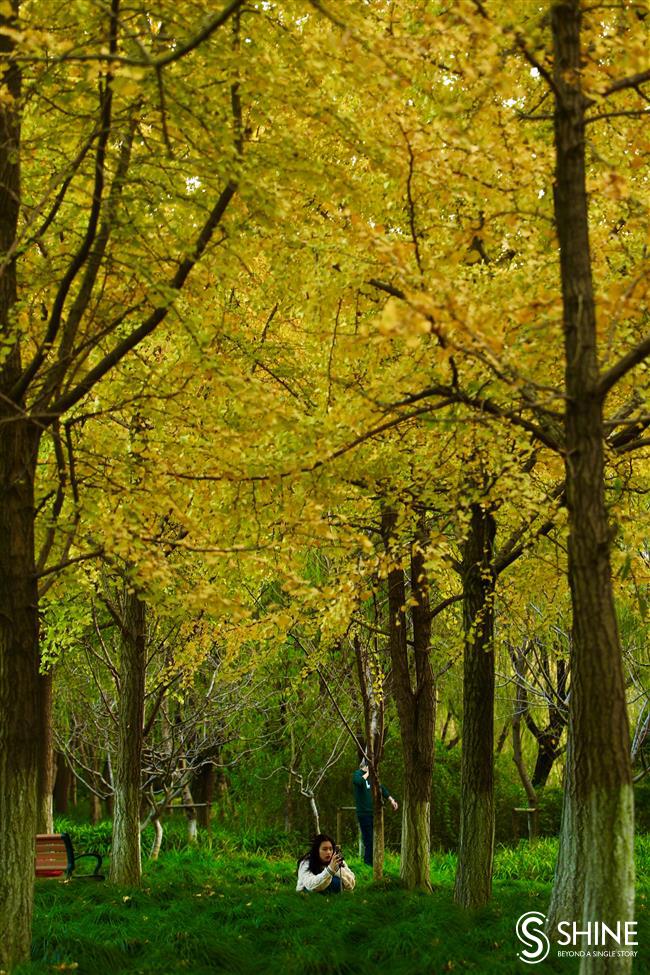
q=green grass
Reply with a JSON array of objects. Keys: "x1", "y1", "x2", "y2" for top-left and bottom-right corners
[{"x1": 15, "y1": 840, "x2": 650, "y2": 975}]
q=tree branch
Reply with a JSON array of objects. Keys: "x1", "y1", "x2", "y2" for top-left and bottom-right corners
[
  {"x1": 601, "y1": 69, "x2": 650, "y2": 99},
  {"x1": 385, "y1": 383, "x2": 563, "y2": 453},
  {"x1": 494, "y1": 480, "x2": 565, "y2": 576},
  {"x1": 597, "y1": 333, "x2": 650, "y2": 398},
  {"x1": 45, "y1": 180, "x2": 237, "y2": 421},
  {"x1": 11, "y1": 0, "x2": 121, "y2": 403},
  {"x1": 586, "y1": 107, "x2": 650, "y2": 124},
  {"x1": 154, "y1": 0, "x2": 247, "y2": 69},
  {"x1": 35, "y1": 548, "x2": 104, "y2": 580},
  {"x1": 2, "y1": 0, "x2": 246, "y2": 71}
]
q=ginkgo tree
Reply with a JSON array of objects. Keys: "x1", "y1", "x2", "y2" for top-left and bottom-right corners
[
  {"x1": 0, "y1": 0, "x2": 257, "y2": 966},
  {"x1": 273, "y1": 5, "x2": 649, "y2": 969}
]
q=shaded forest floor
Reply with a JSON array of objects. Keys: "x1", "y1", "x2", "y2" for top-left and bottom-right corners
[{"x1": 16, "y1": 842, "x2": 650, "y2": 975}]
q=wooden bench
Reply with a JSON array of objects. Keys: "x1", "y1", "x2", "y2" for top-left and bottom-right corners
[{"x1": 35, "y1": 833, "x2": 104, "y2": 880}]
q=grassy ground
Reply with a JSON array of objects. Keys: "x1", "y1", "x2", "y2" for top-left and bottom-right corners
[{"x1": 16, "y1": 840, "x2": 650, "y2": 975}]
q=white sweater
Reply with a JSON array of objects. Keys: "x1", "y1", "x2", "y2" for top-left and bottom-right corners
[{"x1": 296, "y1": 859, "x2": 356, "y2": 893}]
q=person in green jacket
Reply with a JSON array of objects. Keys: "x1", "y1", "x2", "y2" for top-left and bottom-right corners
[{"x1": 352, "y1": 758, "x2": 398, "y2": 866}]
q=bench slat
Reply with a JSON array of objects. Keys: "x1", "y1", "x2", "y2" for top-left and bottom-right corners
[
  {"x1": 35, "y1": 833, "x2": 74, "y2": 881},
  {"x1": 35, "y1": 832, "x2": 104, "y2": 882}
]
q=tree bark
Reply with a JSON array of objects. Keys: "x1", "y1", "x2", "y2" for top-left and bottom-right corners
[
  {"x1": 400, "y1": 538, "x2": 435, "y2": 891},
  {"x1": 103, "y1": 754, "x2": 114, "y2": 819},
  {"x1": 149, "y1": 817, "x2": 164, "y2": 860},
  {"x1": 85, "y1": 744, "x2": 104, "y2": 825},
  {"x1": 308, "y1": 794, "x2": 320, "y2": 834},
  {"x1": 454, "y1": 503, "x2": 496, "y2": 909},
  {"x1": 381, "y1": 509, "x2": 435, "y2": 891},
  {"x1": 353, "y1": 627, "x2": 387, "y2": 883},
  {"x1": 511, "y1": 658, "x2": 538, "y2": 842},
  {"x1": 36, "y1": 669, "x2": 55, "y2": 834},
  {"x1": 194, "y1": 762, "x2": 216, "y2": 830},
  {"x1": 549, "y1": 5, "x2": 635, "y2": 970},
  {"x1": 530, "y1": 721, "x2": 565, "y2": 789},
  {"x1": 216, "y1": 769, "x2": 229, "y2": 821},
  {"x1": 495, "y1": 719, "x2": 510, "y2": 756},
  {"x1": 371, "y1": 787, "x2": 385, "y2": 882},
  {"x1": 90, "y1": 791, "x2": 102, "y2": 825},
  {"x1": 284, "y1": 773, "x2": 294, "y2": 834},
  {"x1": 53, "y1": 751, "x2": 71, "y2": 814},
  {"x1": 183, "y1": 782, "x2": 198, "y2": 844},
  {"x1": 0, "y1": 9, "x2": 39, "y2": 964},
  {"x1": 547, "y1": 728, "x2": 586, "y2": 928},
  {"x1": 110, "y1": 588, "x2": 146, "y2": 885},
  {"x1": 520, "y1": 650, "x2": 567, "y2": 790},
  {"x1": 0, "y1": 418, "x2": 40, "y2": 971}
]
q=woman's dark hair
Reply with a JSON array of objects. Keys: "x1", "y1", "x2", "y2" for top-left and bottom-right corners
[{"x1": 297, "y1": 833, "x2": 337, "y2": 874}]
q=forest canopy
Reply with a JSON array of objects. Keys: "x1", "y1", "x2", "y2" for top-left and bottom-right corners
[{"x1": 0, "y1": 2, "x2": 649, "y2": 974}]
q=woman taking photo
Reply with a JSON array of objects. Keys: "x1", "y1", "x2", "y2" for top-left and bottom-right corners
[{"x1": 296, "y1": 833, "x2": 356, "y2": 894}]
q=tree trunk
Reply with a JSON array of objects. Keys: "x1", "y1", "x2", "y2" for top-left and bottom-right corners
[
  {"x1": 353, "y1": 622, "x2": 387, "y2": 883},
  {"x1": 149, "y1": 817, "x2": 164, "y2": 860},
  {"x1": 0, "y1": 5, "x2": 38, "y2": 970},
  {"x1": 547, "y1": 728, "x2": 586, "y2": 928},
  {"x1": 531, "y1": 733, "x2": 561, "y2": 790},
  {"x1": 308, "y1": 794, "x2": 320, "y2": 834},
  {"x1": 90, "y1": 792, "x2": 102, "y2": 825},
  {"x1": 110, "y1": 589, "x2": 146, "y2": 885},
  {"x1": 0, "y1": 418, "x2": 40, "y2": 972},
  {"x1": 53, "y1": 751, "x2": 71, "y2": 814},
  {"x1": 103, "y1": 755, "x2": 114, "y2": 819},
  {"x1": 194, "y1": 763, "x2": 216, "y2": 830},
  {"x1": 454, "y1": 503, "x2": 496, "y2": 909},
  {"x1": 86, "y1": 745, "x2": 104, "y2": 824},
  {"x1": 400, "y1": 788, "x2": 431, "y2": 886},
  {"x1": 381, "y1": 510, "x2": 436, "y2": 891},
  {"x1": 525, "y1": 654, "x2": 567, "y2": 789},
  {"x1": 550, "y1": 6, "x2": 634, "y2": 970},
  {"x1": 400, "y1": 538, "x2": 435, "y2": 891},
  {"x1": 36, "y1": 669, "x2": 55, "y2": 834},
  {"x1": 495, "y1": 720, "x2": 510, "y2": 756},
  {"x1": 284, "y1": 772, "x2": 294, "y2": 833},
  {"x1": 512, "y1": 662, "x2": 538, "y2": 842},
  {"x1": 183, "y1": 782, "x2": 198, "y2": 844},
  {"x1": 284, "y1": 724, "x2": 300, "y2": 833},
  {"x1": 371, "y1": 789, "x2": 385, "y2": 882}
]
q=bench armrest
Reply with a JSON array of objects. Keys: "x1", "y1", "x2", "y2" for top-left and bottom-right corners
[{"x1": 75, "y1": 852, "x2": 104, "y2": 877}]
